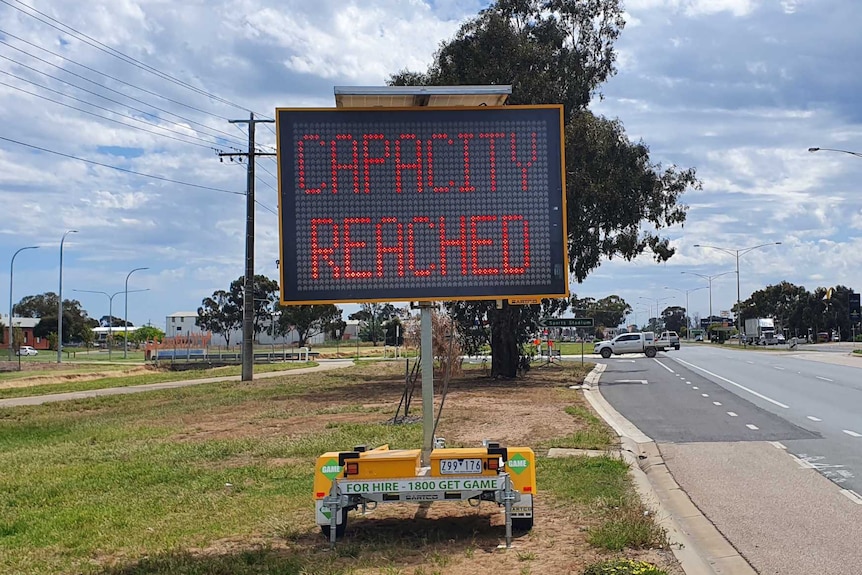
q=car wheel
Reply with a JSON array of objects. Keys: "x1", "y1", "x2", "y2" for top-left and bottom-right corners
[
  {"x1": 600, "y1": 348, "x2": 612, "y2": 359},
  {"x1": 645, "y1": 347, "x2": 657, "y2": 358},
  {"x1": 674, "y1": 344, "x2": 680, "y2": 350}
]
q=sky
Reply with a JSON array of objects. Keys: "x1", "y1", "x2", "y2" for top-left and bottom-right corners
[{"x1": 1, "y1": 0, "x2": 861, "y2": 332}]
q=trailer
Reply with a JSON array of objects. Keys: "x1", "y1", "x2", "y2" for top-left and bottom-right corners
[
  {"x1": 313, "y1": 443, "x2": 536, "y2": 545},
  {"x1": 744, "y1": 318, "x2": 778, "y2": 345}
]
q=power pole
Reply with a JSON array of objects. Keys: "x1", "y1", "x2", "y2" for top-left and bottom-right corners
[{"x1": 220, "y1": 112, "x2": 276, "y2": 381}]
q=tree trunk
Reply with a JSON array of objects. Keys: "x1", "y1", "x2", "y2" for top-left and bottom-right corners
[{"x1": 489, "y1": 304, "x2": 520, "y2": 378}]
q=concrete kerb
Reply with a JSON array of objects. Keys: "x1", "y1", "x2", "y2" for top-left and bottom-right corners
[{"x1": 578, "y1": 363, "x2": 757, "y2": 575}]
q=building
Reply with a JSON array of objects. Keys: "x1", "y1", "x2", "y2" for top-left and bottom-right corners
[
  {"x1": 1, "y1": 314, "x2": 48, "y2": 350},
  {"x1": 166, "y1": 312, "x2": 199, "y2": 337},
  {"x1": 165, "y1": 311, "x2": 326, "y2": 347}
]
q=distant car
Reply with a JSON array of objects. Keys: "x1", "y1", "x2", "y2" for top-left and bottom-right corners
[
  {"x1": 17, "y1": 346, "x2": 38, "y2": 356},
  {"x1": 694, "y1": 334, "x2": 703, "y2": 342},
  {"x1": 776, "y1": 334, "x2": 786, "y2": 344},
  {"x1": 658, "y1": 331, "x2": 681, "y2": 350}
]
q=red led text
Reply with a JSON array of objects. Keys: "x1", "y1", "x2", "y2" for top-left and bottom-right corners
[{"x1": 309, "y1": 215, "x2": 531, "y2": 280}]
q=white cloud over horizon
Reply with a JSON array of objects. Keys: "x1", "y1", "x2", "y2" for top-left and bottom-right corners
[{"x1": 1, "y1": 0, "x2": 861, "y2": 332}]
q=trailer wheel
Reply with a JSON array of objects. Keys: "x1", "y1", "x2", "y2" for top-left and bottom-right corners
[
  {"x1": 644, "y1": 347, "x2": 657, "y2": 358},
  {"x1": 600, "y1": 348, "x2": 612, "y2": 359},
  {"x1": 320, "y1": 508, "x2": 347, "y2": 539}
]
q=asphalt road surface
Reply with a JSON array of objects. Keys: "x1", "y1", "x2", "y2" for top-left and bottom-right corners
[
  {"x1": 599, "y1": 345, "x2": 862, "y2": 494},
  {"x1": 597, "y1": 345, "x2": 862, "y2": 575}
]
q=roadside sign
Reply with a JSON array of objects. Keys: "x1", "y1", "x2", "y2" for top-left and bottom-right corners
[
  {"x1": 276, "y1": 105, "x2": 568, "y2": 304},
  {"x1": 850, "y1": 293, "x2": 861, "y2": 323},
  {"x1": 537, "y1": 317, "x2": 594, "y2": 328}
]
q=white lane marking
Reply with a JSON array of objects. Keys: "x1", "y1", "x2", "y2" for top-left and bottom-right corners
[
  {"x1": 773, "y1": 366, "x2": 785, "y2": 371},
  {"x1": 701, "y1": 393, "x2": 709, "y2": 397},
  {"x1": 692, "y1": 386, "x2": 699, "y2": 390},
  {"x1": 713, "y1": 401, "x2": 722, "y2": 406},
  {"x1": 747, "y1": 361, "x2": 755, "y2": 365},
  {"x1": 816, "y1": 376, "x2": 833, "y2": 382},
  {"x1": 746, "y1": 424, "x2": 759, "y2": 430},
  {"x1": 727, "y1": 412, "x2": 738, "y2": 417},
  {"x1": 654, "y1": 359, "x2": 675, "y2": 373},
  {"x1": 807, "y1": 416, "x2": 822, "y2": 422},
  {"x1": 686, "y1": 381, "x2": 692, "y2": 385},
  {"x1": 843, "y1": 430, "x2": 862, "y2": 438},
  {"x1": 841, "y1": 490, "x2": 862, "y2": 505},
  {"x1": 615, "y1": 379, "x2": 648, "y2": 385},
  {"x1": 769, "y1": 442, "x2": 787, "y2": 449},
  {"x1": 674, "y1": 357, "x2": 790, "y2": 409}
]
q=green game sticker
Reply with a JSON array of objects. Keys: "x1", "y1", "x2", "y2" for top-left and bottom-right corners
[
  {"x1": 320, "y1": 458, "x2": 342, "y2": 480},
  {"x1": 507, "y1": 453, "x2": 530, "y2": 474}
]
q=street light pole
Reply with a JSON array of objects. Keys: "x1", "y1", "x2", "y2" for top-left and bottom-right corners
[
  {"x1": 808, "y1": 147, "x2": 862, "y2": 158},
  {"x1": 123, "y1": 267, "x2": 149, "y2": 359},
  {"x1": 638, "y1": 296, "x2": 672, "y2": 333},
  {"x1": 681, "y1": 271, "x2": 735, "y2": 338},
  {"x1": 8, "y1": 245, "x2": 39, "y2": 360},
  {"x1": 665, "y1": 286, "x2": 707, "y2": 339},
  {"x1": 74, "y1": 288, "x2": 148, "y2": 360},
  {"x1": 694, "y1": 243, "x2": 782, "y2": 343},
  {"x1": 57, "y1": 230, "x2": 78, "y2": 363}
]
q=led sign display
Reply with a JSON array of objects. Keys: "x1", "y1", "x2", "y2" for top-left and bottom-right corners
[{"x1": 276, "y1": 106, "x2": 567, "y2": 304}]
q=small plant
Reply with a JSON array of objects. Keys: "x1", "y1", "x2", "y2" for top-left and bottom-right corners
[
  {"x1": 516, "y1": 551, "x2": 537, "y2": 561},
  {"x1": 583, "y1": 558, "x2": 668, "y2": 575}
]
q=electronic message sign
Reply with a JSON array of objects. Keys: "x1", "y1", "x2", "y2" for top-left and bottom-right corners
[{"x1": 276, "y1": 106, "x2": 567, "y2": 305}]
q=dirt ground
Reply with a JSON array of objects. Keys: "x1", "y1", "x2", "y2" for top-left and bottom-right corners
[
  {"x1": 180, "y1": 362, "x2": 684, "y2": 575},
  {"x1": 0, "y1": 362, "x2": 154, "y2": 389}
]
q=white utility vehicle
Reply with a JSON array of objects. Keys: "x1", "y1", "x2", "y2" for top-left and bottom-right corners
[
  {"x1": 593, "y1": 332, "x2": 671, "y2": 358},
  {"x1": 657, "y1": 331, "x2": 680, "y2": 350}
]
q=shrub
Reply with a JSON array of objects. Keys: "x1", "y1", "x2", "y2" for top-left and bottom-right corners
[{"x1": 583, "y1": 558, "x2": 668, "y2": 575}]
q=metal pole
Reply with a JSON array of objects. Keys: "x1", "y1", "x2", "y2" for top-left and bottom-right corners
[
  {"x1": 736, "y1": 250, "x2": 742, "y2": 345},
  {"x1": 420, "y1": 303, "x2": 434, "y2": 466},
  {"x1": 242, "y1": 112, "x2": 256, "y2": 382},
  {"x1": 9, "y1": 246, "x2": 39, "y2": 360},
  {"x1": 58, "y1": 230, "x2": 78, "y2": 363},
  {"x1": 124, "y1": 267, "x2": 148, "y2": 359}
]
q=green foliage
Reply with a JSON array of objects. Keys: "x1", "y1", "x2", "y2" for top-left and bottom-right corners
[
  {"x1": 349, "y1": 303, "x2": 402, "y2": 346},
  {"x1": 275, "y1": 304, "x2": 341, "y2": 345},
  {"x1": 583, "y1": 558, "x2": 668, "y2": 575},
  {"x1": 389, "y1": 0, "x2": 697, "y2": 377},
  {"x1": 661, "y1": 306, "x2": 686, "y2": 333},
  {"x1": 19, "y1": 292, "x2": 99, "y2": 343},
  {"x1": 735, "y1": 281, "x2": 859, "y2": 342},
  {"x1": 133, "y1": 325, "x2": 165, "y2": 344},
  {"x1": 196, "y1": 289, "x2": 240, "y2": 346}
]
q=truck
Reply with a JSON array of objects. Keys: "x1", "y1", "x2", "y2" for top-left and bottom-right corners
[
  {"x1": 744, "y1": 318, "x2": 778, "y2": 345},
  {"x1": 593, "y1": 331, "x2": 672, "y2": 358}
]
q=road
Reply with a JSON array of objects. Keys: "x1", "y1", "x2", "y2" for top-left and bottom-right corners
[
  {"x1": 596, "y1": 345, "x2": 862, "y2": 575},
  {"x1": 600, "y1": 345, "x2": 862, "y2": 494}
]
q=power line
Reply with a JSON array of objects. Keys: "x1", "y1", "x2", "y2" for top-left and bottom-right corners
[
  {"x1": 0, "y1": 135, "x2": 245, "y2": 196},
  {"x1": 0, "y1": 32, "x2": 235, "y2": 122},
  {"x1": 0, "y1": 78, "x2": 220, "y2": 150},
  {"x1": 0, "y1": 45, "x2": 250, "y2": 145},
  {"x1": 2, "y1": 0, "x2": 258, "y2": 115},
  {"x1": 0, "y1": 71, "x2": 241, "y2": 150}
]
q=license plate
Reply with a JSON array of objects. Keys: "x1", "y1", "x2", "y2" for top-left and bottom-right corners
[{"x1": 439, "y1": 458, "x2": 482, "y2": 475}]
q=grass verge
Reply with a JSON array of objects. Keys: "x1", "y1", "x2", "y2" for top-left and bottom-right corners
[
  {"x1": 539, "y1": 456, "x2": 668, "y2": 551},
  {"x1": 1, "y1": 360, "x2": 672, "y2": 575}
]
